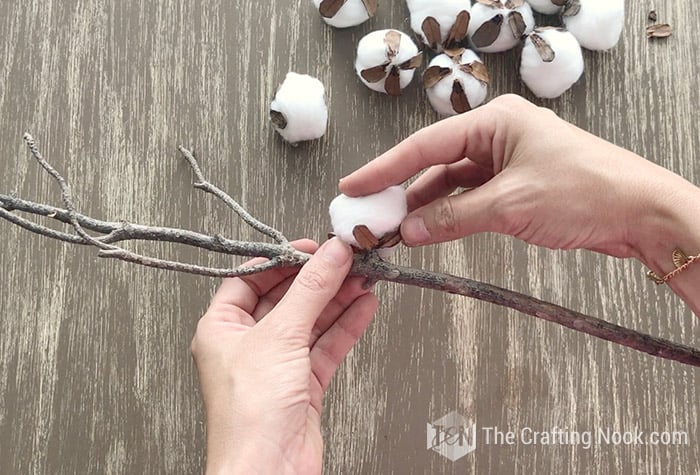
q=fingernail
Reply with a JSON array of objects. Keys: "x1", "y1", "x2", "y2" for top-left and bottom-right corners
[
  {"x1": 402, "y1": 216, "x2": 430, "y2": 245},
  {"x1": 322, "y1": 237, "x2": 351, "y2": 266}
]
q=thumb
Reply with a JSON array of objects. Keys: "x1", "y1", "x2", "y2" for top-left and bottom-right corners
[
  {"x1": 400, "y1": 180, "x2": 505, "y2": 246},
  {"x1": 271, "y1": 238, "x2": 354, "y2": 332}
]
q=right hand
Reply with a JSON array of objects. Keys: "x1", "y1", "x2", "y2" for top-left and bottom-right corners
[{"x1": 339, "y1": 94, "x2": 699, "y2": 265}]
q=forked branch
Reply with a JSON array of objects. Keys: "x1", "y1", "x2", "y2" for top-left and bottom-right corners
[{"x1": 1, "y1": 135, "x2": 698, "y2": 367}]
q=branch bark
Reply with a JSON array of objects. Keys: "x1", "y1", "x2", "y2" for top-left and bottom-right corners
[{"x1": 1, "y1": 136, "x2": 698, "y2": 367}]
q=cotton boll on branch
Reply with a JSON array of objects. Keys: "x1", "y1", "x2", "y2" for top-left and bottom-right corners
[
  {"x1": 562, "y1": 0, "x2": 624, "y2": 51},
  {"x1": 468, "y1": 0, "x2": 535, "y2": 53},
  {"x1": 520, "y1": 28, "x2": 584, "y2": 99},
  {"x1": 406, "y1": 0, "x2": 471, "y2": 52},
  {"x1": 526, "y1": 0, "x2": 565, "y2": 15},
  {"x1": 355, "y1": 30, "x2": 422, "y2": 96},
  {"x1": 329, "y1": 186, "x2": 407, "y2": 251},
  {"x1": 311, "y1": 0, "x2": 377, "y2": 28},
  {"x1": 270, "y1": 73, "x2": 328, "y2": 144},
  {"x1": 423, "y1": 49, "x2": 489, "y2": 116}
]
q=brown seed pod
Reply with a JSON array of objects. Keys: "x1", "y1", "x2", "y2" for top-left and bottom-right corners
[{"x1": 646, "y1": 23, "x2": 672, "y2": 39}]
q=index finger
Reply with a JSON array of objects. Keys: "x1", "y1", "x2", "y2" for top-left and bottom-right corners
[{"x1": 338, "y1": 99, "x2": 504, "y2": 197}]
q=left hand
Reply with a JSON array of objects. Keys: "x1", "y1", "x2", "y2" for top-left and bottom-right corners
[{"x1": 191, "y1": 238, "x2": 378, "y2": 475}]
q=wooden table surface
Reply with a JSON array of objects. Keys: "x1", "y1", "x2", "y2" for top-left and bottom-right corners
[{"x1": 0, "y1": 1, "x2": 697, "y2": 473}]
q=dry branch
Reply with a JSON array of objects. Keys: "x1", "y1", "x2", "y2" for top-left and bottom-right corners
[{"x1": 1, "y1": 135, "x2": 698, "y2": 367}]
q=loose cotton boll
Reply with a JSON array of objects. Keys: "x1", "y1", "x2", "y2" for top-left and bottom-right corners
[
  {"x1": 406, "y1": 0, "x2": 471, "y2": 52},
  {"x1": 329, "y1": 186, "x2": 407, "y2": 250},
  {"x1": 270, "y1": 73, "x2": 328, "y2": 144},
  {"x1": 526, "y1": 0, "x2": 565, "y2": 15},
  {"x1": 520, "y1": 28, "x2": 584, "y2": 99},
  {"x1": 468, "y1": 0, "x2": 535, "y2": 53},
  {"x1": 562, "y1": 0, "x2": 624, "y2": 51},
  {"x1": 311, "y1": 0, "x2": 377, "y2": 28},
  {"x1": 355, "y1": 30, "x2": 422, "y2": 96},
  {"x1": 423, "y1": 49, "x2": 489, "y2": 116}
]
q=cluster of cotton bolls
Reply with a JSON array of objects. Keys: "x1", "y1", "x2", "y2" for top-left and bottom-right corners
[{"x1": 268, "y1": 0, "x2": 625, "y2": 251}]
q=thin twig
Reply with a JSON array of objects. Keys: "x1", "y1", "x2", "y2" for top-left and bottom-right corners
[
  {"x1": 178, "y1": 146, "x2": 289, "y2": 245},
  {"x1": 20, "y1": 135, "x2": 303, "y2": 277},
  {"x1": 1, "y1": 135, "x2": 697, "y2": 367},
  {"x1": 0, "y1": 194, "x2": 290, "y2": 259}
]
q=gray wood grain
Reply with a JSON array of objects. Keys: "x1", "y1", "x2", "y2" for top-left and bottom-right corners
[{"x1": 0, "y1": 1, "x2": 697, "y2": 474}]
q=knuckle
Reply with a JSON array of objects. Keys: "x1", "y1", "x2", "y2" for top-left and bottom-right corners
[
  {"x1": 492, "y1": 93, "x2": 528, "y2": 110},
  {"x1": 433, "y1": 198, "x2": 461, "y2": 237},
  {"x1": 297, "y1": 267, "x2": 330, "y2": 294}
]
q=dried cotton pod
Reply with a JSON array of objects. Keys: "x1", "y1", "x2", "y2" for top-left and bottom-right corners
[
  {"x1": 406, "y1": 0, "x2": 471, "y2": 52},
  {"x1": 355, "y1": 30, "x2": 423, "y2": 96},
  {"x1": 423, "y1": 49, "x2": 489, "y2": 116},
  {"x1": 526, "y1": 0, "x2": 566, "y2": 15},
  {"x1": 562, "y1": 0, "x2": 624, "y2": 51},
  {"x1": 329, "y1": 186, "x2": 407, "y2": 253},
  {"x1": 311, "y1": 0, "x2": 378, "y2": 28},
  {"x1": 467, "y1": 0, "x2": 535, "y2": 53},
  {"x1": 270, "y1": 73, "x2": 328, "y2": 144},
  {"x1": 520, "y1": 27, "x2": 584, "y2": 99}
]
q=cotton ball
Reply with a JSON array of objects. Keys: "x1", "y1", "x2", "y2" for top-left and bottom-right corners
[
  {"x1": 406, "y1": 0, "x2": 471, "y2": 52},
  {"x1": 329, "y1": 186, "x2": 407, "y2": 250},
  {"x1": 270, "y1": 73, "x2": 328, "y2": 144},
  {"x1": 562, "y1": 0, "x2": 624, "y2": 51},
  {"x1": 355, "y1": 30, "x2": 422, "y2": 96},
  {"x1": 526, "y1": 0, "x2": 565, "y2": 15},
  {"x1": 520, "y1": 28, "x2": 584, "y2": 99},
  {"x1": 311, "y1": 0, "x2": 377, "y2": 28},
  {"x1": 467, "y1": 0, "x2": 535, "y2": 53},
  {"x1": 423, "y1": 49, "x2": 489, "y2": 116}
]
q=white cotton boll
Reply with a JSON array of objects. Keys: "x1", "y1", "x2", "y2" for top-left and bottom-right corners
[
  {"x1": 311, "y1": 0, "x2": 373, "y2": 28},
  {"x1": 526, "y1": 0, "x2": 563, "y2": 15},
  {"x1": 520, "y1": 28, "x2": 584, "y2": 99},
  {"x1": 270, "y1": 72, "x2": 328, "y2": 144},
  {"x1": 329, "y1": 186, "x2": 408, "y2": 248},
  {"x1": 355, "y1": 30, "x2": 422, "y2": 96},
  {"x1": 562, "y1": 0, "x2": 624, "y2": 51},
  {"x1": 467, "y1": 0, "x2": 535, "y2": 53},
  {"x1": 406, "y1": 0, "x2": 471, "y2": 51},
  {"x1": 424, "y1": 50, "x2": 488, "y2": 116}
]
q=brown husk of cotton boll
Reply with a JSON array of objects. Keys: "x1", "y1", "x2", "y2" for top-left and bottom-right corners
[
  {"x1": 319, "y1": 0, "x2": 377, "y2": 18},
  {"x1": 421, "y1": 10, "x2": 470, "y2": 51},
  {"x1": 450, "y1": 81, "x2": 471, "y2": 114},
  {"x1": 423, "y1": 66, "x2": 452, "y2": 88},
  {"x1": 459, "y1": 62, "x2": 490, "y2": 83},
  {"x1": 530, "y1": 32, "x2": 556, "y2": 62},
  {"x1": 421, "y1": 17, "x2": 442, "y2": 50},
  {"x1": 646, "y1": 23, "x2": 672, "y2": 39},
  {"x1": 508, "y1": 11, "x2": 527, "y2": 39},
  {"x1": 270, "y1": 110, "x2": 288, "y2": 130},
  {"x1": 351, "y1": 225, "x2": 402, "y2": 252},
  {"x1": 471, "y1": 14, "x2": 504, "y2": 49},
  {"x1": 445, "y1": 11, "x2": 471, "y2": 49},
  {"x1": 561, "y1": 0, "x2": 580, "y2": 17}
]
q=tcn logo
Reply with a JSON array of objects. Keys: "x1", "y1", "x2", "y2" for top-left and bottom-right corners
[{"x1": 427, "y1": 411, "x2": 477, "y2": 462}]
